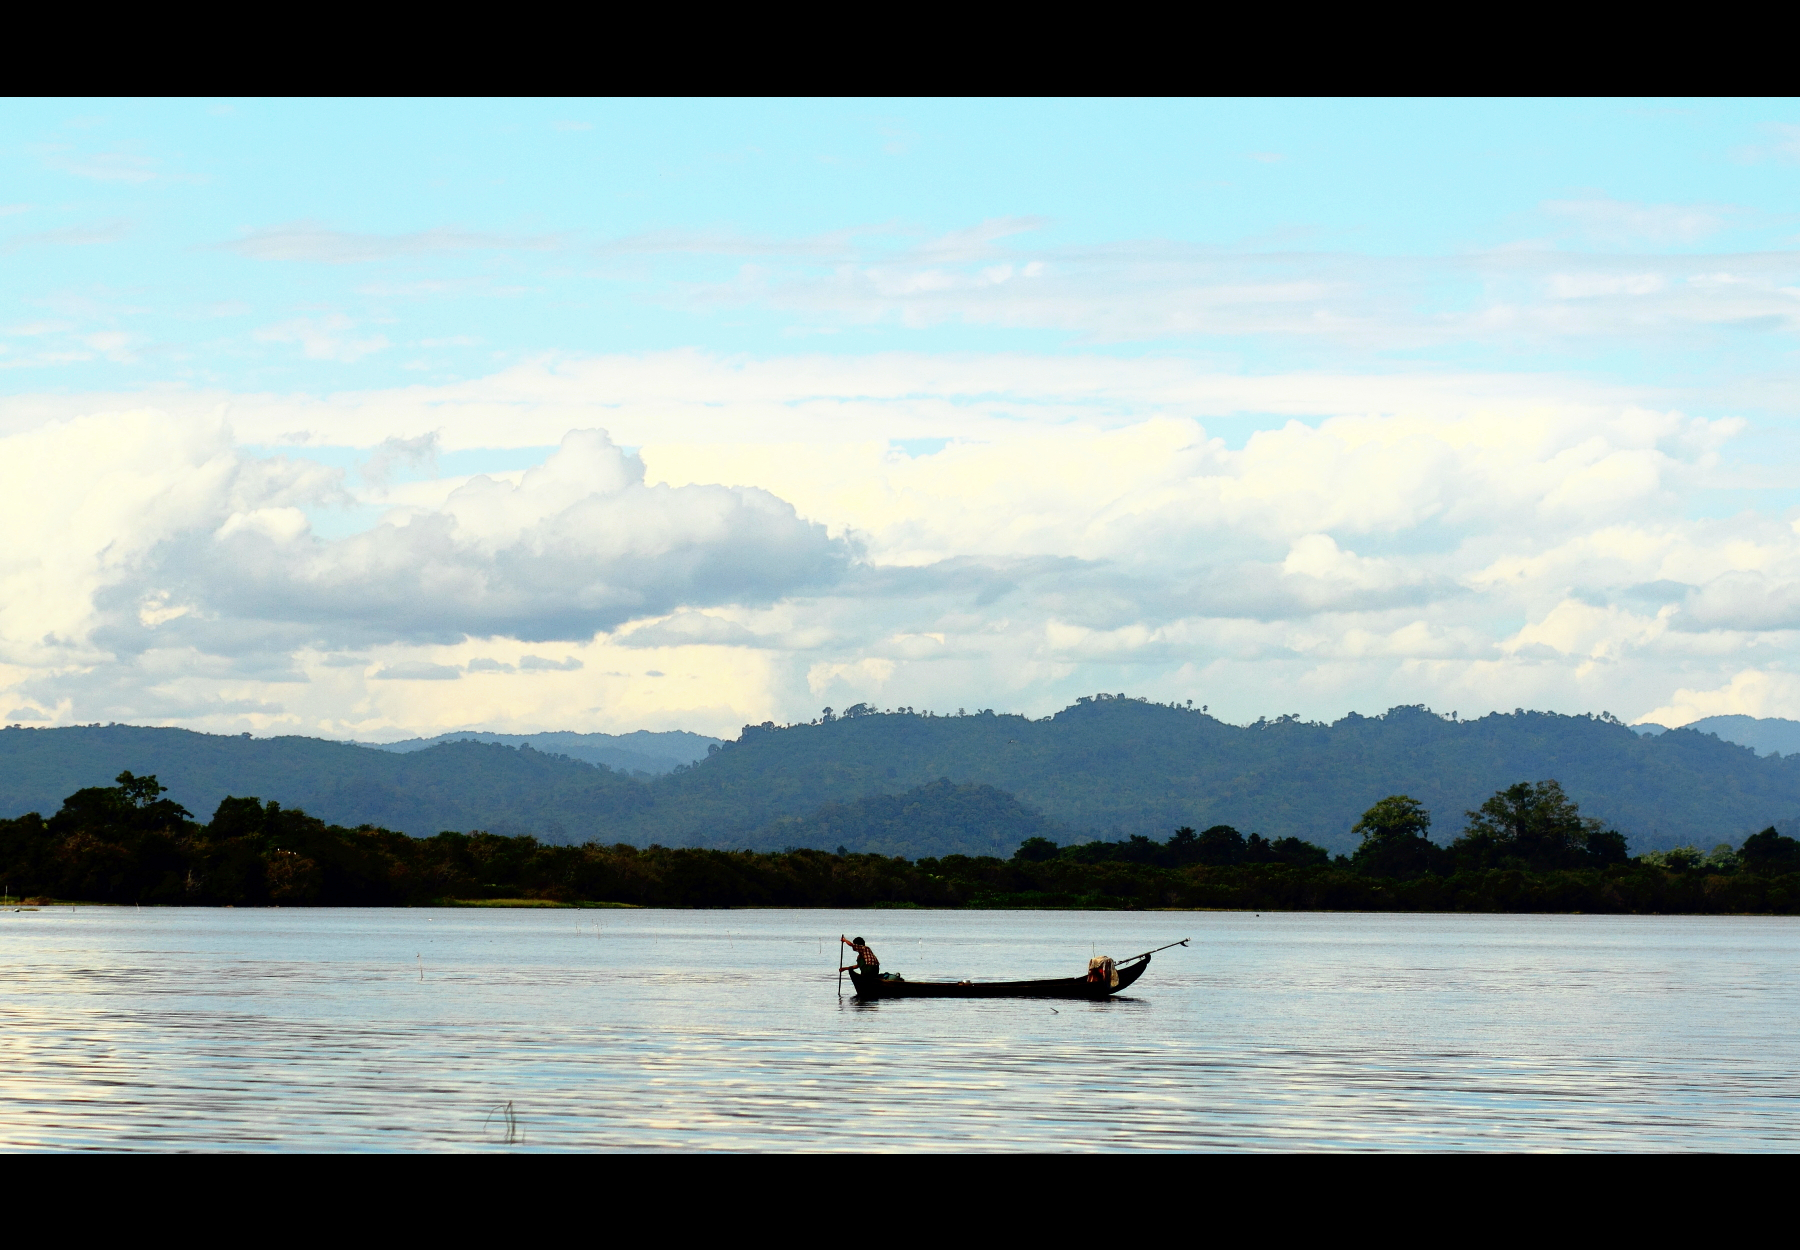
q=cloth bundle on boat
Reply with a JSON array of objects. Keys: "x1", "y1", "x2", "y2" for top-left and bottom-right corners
[{"x1": 1087, "y1": 957, "x2": 1118, "y2": 988}]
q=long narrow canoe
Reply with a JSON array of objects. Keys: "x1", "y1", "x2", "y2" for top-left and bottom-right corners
[{"x1": 848, "y1": 953, "x2": 1151, "y2": 1000}]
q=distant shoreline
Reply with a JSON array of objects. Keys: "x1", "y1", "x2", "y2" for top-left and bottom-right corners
[{"x1": 12, "y1": 887, "x2": 1800, "y2": 916}]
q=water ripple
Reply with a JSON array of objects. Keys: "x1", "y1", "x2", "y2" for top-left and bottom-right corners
[{"x1": 2, "y1": 908, "x2": 1796, "y2": 1150}]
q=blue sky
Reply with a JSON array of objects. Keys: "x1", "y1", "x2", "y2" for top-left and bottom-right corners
[
  {"x1": 4, "y1": 98, "x2": 1800, "y2": 738},
  {"x1": 9, "y1": 98, "x2": 1800, "y2": 392}
]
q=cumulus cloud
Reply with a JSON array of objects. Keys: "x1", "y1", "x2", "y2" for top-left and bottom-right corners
[
  {"x1": 1676, "y1": 562, "x2": 1800, "y2": 633},
  {"x1": 0, "y1": 411, "x2": 341, "y2": 669},
  {"x1": 0, "y1": 411, "x2": 856, "y2": 732},
  {"x1": 105, "y1": 427, "x2": 847, "y2": 653},
  {"x1": 361, "y1": 432, "x2": 439, "y2": 486},
  {"x1": 8, "y1": 351, "x2": 1800, "y2": 735},
  {"x1": 1641, "y1": 669, "x2": 1800, "y2": 726}
]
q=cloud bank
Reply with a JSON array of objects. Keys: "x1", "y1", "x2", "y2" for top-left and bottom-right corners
[{"x1": 3, "y1": 354, "x2": 1798, "y2": 738}]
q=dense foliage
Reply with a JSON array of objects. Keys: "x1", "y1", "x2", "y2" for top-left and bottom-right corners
[
  {"x1": 749, "y1": 779, "x2": 1060, "y2": 860},
  {"x1": 7, "y1": 701, "x2": 1800, "y2": 855},
  {"x1": 5, "y1": 773, "x2": 1798, "y2": 914}
]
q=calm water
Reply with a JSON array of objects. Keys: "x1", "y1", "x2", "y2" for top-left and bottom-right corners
[{"x1": 2, "y1": 906, "x2": 1796, "y2": 1151}]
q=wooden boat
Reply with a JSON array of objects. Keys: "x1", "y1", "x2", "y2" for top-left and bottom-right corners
[{"x1": 845, "y1": 940, "x2": 1185, "y2": 1000}]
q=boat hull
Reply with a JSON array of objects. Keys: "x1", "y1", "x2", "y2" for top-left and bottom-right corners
[{"x1": 848, "y1": 955, "x2": 1149, "y2": 1000}]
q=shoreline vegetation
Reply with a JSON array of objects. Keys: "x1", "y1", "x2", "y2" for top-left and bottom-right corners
[{"x1": 4, "y1": 773, "x2": 1800, "y2": 915}]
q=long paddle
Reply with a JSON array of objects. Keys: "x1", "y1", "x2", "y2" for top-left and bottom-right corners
[
  {"x1": 1116, "y1": 938, "x2": 1190, "y2": 965},
  {"x1": 838, "y1": 933, "x2": 845, "y2": 998}
]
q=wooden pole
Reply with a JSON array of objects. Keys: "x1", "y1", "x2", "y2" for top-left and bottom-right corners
[
  {"x1": 1117, "y1": 938, "x2": 1190, "y2": 965},
  {"x1": 838, "y1": 933, "x2": 845, "y2": 998}
]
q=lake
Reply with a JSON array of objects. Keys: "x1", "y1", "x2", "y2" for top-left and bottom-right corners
[{"x1": 2, "y1": 906, "x2": 1796, "y2": 1151}]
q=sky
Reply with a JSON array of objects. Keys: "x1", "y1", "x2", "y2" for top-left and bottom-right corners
[{"x1": 4, "y1": 97, "x2": 1800, "y2": 740}]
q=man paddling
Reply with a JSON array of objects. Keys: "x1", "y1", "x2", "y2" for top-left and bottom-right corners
[{"x1": 840, "y1": 935, "x2": 879, "y2": 980}]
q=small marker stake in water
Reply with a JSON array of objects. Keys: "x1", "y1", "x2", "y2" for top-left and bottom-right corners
[
  {"x1": 417, "y1": 953, "x2": 423, "y2": 982},
  {"x1": 485, "y1": 1100, "x2": 519, "y2": 1145}
]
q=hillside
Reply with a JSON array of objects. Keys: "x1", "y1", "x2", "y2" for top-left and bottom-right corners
[
  {"x1": 1679, "y1": 716, "x2": 1800, "y2": 759},
  {"x1": 364, "y1": 729, "x2": 720, "y2": 775},
  {"x1": 0, "y1": 726, "x2": 648, "y2": 839},
  {"x1": 8, "y1": 700, "x2": 1800, "y2": 854},
  {"x1": 743, "y1": 779, "x2": 1066, "y2": 860},
  {"x1": 616, "y1": 701, "x2": 1800, "y2": 853}
]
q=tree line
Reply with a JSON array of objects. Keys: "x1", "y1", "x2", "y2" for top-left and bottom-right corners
[
  {"x1": 3, "y1": 772, "x2": 1798, "y2": 913},
  {"x1": 14, "y1": 702, "x2": 1800, "y2": 856}
]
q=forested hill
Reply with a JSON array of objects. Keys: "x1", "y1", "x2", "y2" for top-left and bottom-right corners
[
  {"x1": 1662, "y1": 715, "x2": 1800, "y2": 759},
  {"x1": 654, "y1": 701, "x2": 1800, "y2": 854},
  {"x1": 0, "y1": 725, "x2": 648, "y2": 842},
  {"x1": 6, "y1": 701, "x2": 1800, "y2": 854},
  {"x1": 365, "y1": 729, "x2": 720, "y2": 775}
]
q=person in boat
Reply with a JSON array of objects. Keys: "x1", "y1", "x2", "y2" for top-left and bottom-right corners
[{"x1": 840, "y1": 935, "x2": 879, "y2": 979}]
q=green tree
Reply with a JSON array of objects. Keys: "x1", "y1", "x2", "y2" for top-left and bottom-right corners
[
  {"x1": 1453, "y1": 780, "x2": 1626, "y2": 871},
  {"x1": 1166, "y1": 826, "x2": 1198, "y2": 862},
  {"x1": 49, "y1": 771, "x2": 193, "y2": 836},
  {"x1": 1738, "y1": 827, "x2": 1800, "y2": 874},
  {"x1": 1194, "y1": 825, "x2": 1246, "y2": 866},
  {"x1": 1350, "y1": 795, "x2": 1443, "y2": 878}
]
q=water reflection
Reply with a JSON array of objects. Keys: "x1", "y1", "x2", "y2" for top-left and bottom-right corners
[{"x1": 1, "y1": 907, "x2": 1796, "y2": 1150}]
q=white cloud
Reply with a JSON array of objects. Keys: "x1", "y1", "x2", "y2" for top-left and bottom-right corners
[
  {"x1": 1640, "y1": 669, "x2": 1800, "y2": 727},
  {"x1": 372, "y1": 661, "x2": 461, "y2": 681},
  {"x1": 4, "y1": 353, "x2": 1800, "y2": 735},
  {"x1": 1543, "y1": 197, "x2": 1732, "y2": 245},
  {"x1": 225, "y1": 220, "x2": 567, "y2": 264},
  {"x1": 114, "y1": 429, "x2": 848, "y2": 653},
  {"x1": 41, "y1": 150, "x2": 163, "y2": 184},
  {"x1": 657, "y1": 219, "x2": 1800, "y2": 346},
  {"x1": 0, "y1": 351, "x2": 1673, "y2": 460},
  {"x1": 2, "y1": 220, "x2": 132, "y2": 252},
  {"x1": 519, "y1": 654, "x2": 583, "y2": 672},
  {"x1": 0, "y1": 411, "x2": 340, "y2": 669},
  {"x1": 602, "y1": 226, "x2": 865, "y2": 261},
  {"x1": 253, "y1": 315, "x2": 389, "y2": 362},
  {"x1": 361, "y1": 432, "x2": 439, "y2": 486},
  {"x1": 912, "y1": 216, "x2": 1049, "y2": 263},
  {"x1": 617, "y1": 612, "x2": 759, "y2": 648},
  {"x1": 1547, "y1": 272, "x2": 1667, "y2": 299},
  {"x1": 1733, "y1": 124, "x2": 1800, "y2": 166}
]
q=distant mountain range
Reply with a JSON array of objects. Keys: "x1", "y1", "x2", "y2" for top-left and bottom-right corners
[
  {"x1": 7, "y1": 702, "x2": 1800, "y2": 857},
  {"x1": 363, "y1": 729, "x2": 720, "y2": 775},
  {"x1": 1635, "y1": 715, "x2": 1800, "y2": 759}
]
